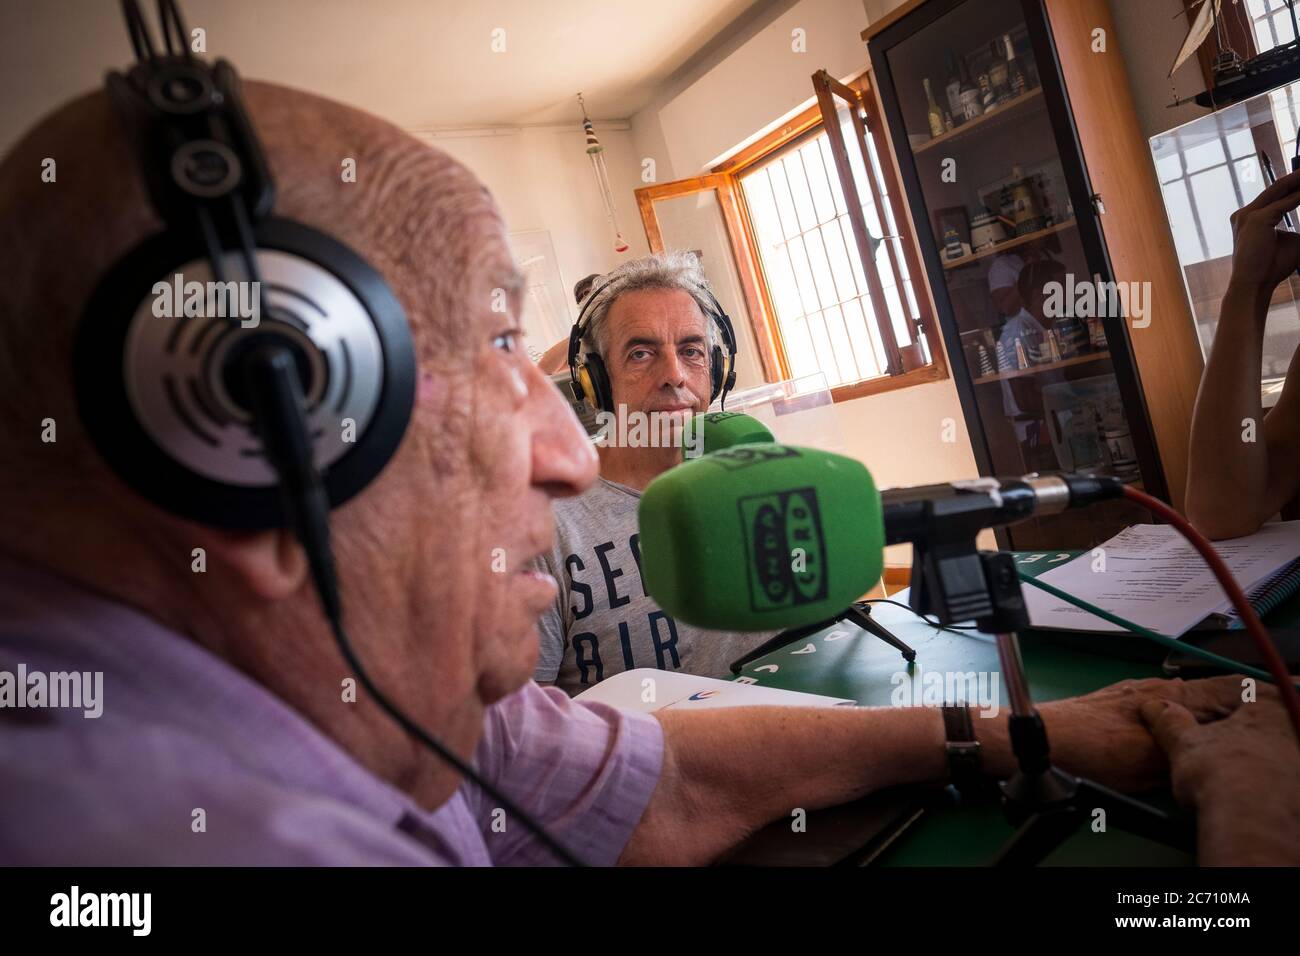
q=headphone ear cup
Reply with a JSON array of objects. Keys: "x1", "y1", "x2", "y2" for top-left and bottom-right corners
[
  {"x1": 710, "y1": 345, "x2": 725, "y2": 403},
  {"x1": 575, "y1": 362, "x2": 596, "y2": 408},
  {"x1": 581, "y1": 353, "x2": 613, "y2": 413},
  {"x1": 75, "y1": 217, "x2": 415, "y2": 530}
]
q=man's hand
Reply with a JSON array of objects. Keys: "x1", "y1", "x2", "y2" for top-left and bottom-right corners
[
  {"x1": 1140, "y1": 684, "x2": 1300, "y2": 865},
  {"x1": 1228, "y1": 167, "x2": 1300, "y2": 293},
  {"x1": 1031, "y1": 676, "x2": 1245, "y2": 792}
]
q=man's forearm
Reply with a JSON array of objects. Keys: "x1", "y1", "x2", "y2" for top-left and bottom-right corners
[
  {"x1": 620, "y1": 704, "x2": 1014, "y2": 866},
  {"x1": 1186, "y1": 281, "x2": 1270, "y2": 537}
]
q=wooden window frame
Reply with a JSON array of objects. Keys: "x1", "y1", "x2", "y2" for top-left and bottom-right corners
[
  {"x1": 634, "y1": 174, "x2": 790, "y2": 383},
  {"x1": 690, "y1": 71, "x2": 948, "y2": 403}
]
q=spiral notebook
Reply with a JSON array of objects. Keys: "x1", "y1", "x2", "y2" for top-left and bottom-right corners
[{"x1": 1211, "y1": 556, "x2": 1300, "y2": 628}]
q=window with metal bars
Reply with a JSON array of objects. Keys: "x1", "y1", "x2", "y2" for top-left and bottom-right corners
[
  {"x1": 738, "y1": 125, "x2": 923, "y2": 388},
  {"x1": 634, "y1": 71, "x2": 944, "y2": 402}
]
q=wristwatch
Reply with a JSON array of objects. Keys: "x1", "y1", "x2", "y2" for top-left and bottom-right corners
[{"x1": 941, "y1": 704, "x2": 993, "y2": 804}]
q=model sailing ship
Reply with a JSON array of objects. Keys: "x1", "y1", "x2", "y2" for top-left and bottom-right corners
[{"x1": 1170, "y1": 0, "x2": 1300, "y2": 108}]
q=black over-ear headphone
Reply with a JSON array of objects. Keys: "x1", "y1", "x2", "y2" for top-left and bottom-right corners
[
  {"x1": 70, "y1": 0, "x2": 582, "y2": 867},
  {"x1": 566, "y1": 271, "x2": 738, "y2": 413},
  {"x1": 75, "y1": 1, "x2": 414, "y2": 530}
]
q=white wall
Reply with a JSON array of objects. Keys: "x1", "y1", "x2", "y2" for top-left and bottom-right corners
[
  {"x1": 419, "y1": 123, "x2": 650, "y2": 332},
  {"x1": 658, "y1": 0, "x2": 870, "y2": 174},
  {"x1": 1107, "y1": 0, "x2": 1212, "y2": 141},
  {"x1": 633, "y1": 0, "x2": 872, "y2": 178}
]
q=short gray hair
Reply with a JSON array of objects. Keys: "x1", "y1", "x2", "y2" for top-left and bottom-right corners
[{"x1": 579, "y1": 251, "x2": 718, "y2": 360}]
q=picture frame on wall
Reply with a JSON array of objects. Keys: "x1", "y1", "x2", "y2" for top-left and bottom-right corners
[{"x1": 507, "y1": 229, "x2": 574, "y2": 365}]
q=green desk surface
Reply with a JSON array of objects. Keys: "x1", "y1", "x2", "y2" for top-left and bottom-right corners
[{"x1": 731, "y1": 552, "x2": 1300, "y2": 866}]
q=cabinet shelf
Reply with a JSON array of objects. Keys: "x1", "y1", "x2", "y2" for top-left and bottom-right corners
[
  {"x1": 912, "y1": 87, "x2": 1045, "y2": 155},
  {"x1": 972, "y1": 350, "x2": 1110, "y2": 385},
  {"x1": 941, "y1": 219, "x2": 1077, "y2": 270}
]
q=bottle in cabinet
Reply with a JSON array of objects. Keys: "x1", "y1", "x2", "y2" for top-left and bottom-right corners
[
  {"x1": 978, "y1": 70, "x2": 995, "y2": 111},
  {"x1": 988, "y1": 40, "x2": 1010, "y2": 105},
  {"x1": 924, "y1": 77, "x2": 944, "y2": 137},
  {"x1": 1004, "y1": 33, "x2": 1027, "y2": 96},
  {"x1": 944, "y1": 49, "x2": 962, "y2": 119},
  {"x1": 957, "y1": 57, "x2": 983, "y2": 121}
]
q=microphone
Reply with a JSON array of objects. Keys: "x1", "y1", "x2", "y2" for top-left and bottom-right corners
[
  {"x1": 880, "y1": 474, "x2": 1124, "y2": 546},
  {"x1": 638, "y1": 443, "x2": 1124, "y2": 631},
  {"x1": 639, "y1": 443, "x2": 884, "y2": 631},
  {"x1": 683, "y1": 411, "x2": 774, "y2": 456}
]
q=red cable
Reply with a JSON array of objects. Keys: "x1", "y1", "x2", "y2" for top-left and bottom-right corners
[{"x1": 1123, "y1": 485, "x2": 1300, "y2": 746}]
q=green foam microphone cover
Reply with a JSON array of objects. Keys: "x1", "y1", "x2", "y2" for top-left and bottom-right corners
[
  {"x1": 638, "y1": 443, "x2": 885, "y2": 631},
  {"x1": 682, "y1": 411, "x2": 775, "y2": 456}
]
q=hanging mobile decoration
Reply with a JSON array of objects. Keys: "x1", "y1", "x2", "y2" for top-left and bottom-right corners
[{"x1": 578, "y1": 92, "x2": 629, "y2": 254}]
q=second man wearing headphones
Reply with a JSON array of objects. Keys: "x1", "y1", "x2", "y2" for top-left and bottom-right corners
[{"x1": 533, "y1": 252, "x2": 775, "y2": 694}]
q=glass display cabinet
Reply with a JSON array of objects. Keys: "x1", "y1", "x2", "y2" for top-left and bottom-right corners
[{"x1": 867, "y1": 0, "x2": 1161, "y2": 550}]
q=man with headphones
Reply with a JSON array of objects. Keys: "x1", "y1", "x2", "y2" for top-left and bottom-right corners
[
  {"x1": 532, "y1": 252, "x2": 779, "y2": 695},
  {"x1": 0, "y1": 1, "x2": 1290, "y2": 868},
  {"x1": 0, "y1": 3, "x2": 650, "y2": 865}
]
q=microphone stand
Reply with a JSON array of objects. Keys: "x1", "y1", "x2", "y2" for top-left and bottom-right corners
[
  {"x1": 906, "y1": 532, "x2": 1195, "y2": 864},
  {"x1": 728, "y1": 601, "x2": 916, "y2": 675}
]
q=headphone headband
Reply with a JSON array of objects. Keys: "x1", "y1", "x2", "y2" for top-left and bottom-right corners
[
  {"x1": 108, "y1": 56, "x2": 274, "y2": 234},
  {"x1": 76, "y1": 0, "x2": 415, "y2": 531}
]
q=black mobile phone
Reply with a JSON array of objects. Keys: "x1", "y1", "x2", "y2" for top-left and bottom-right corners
[
  {"x1": 1260, "y1": 152, "x2": 1298, "y2": 231},
  {"x1": 1162, "y1": 627, "x2": 1300, "y2": 677}
]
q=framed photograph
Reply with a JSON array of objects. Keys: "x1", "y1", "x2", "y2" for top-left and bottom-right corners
[{"x1": 976, "y1": 156, "x2": 1069, "y2": 231}]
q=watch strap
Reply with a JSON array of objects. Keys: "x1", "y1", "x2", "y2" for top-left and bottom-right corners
[{"x1": 941, "y1": 703, "x2": 989, "y2": 804}]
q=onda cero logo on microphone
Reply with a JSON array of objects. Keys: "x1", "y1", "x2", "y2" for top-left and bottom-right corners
[
  {"x1": 740, "y1": 487, "x2": 827, "y2": 611},
  {"x1": 704, "y1": 443, "x2": 800, "y2": 470}
]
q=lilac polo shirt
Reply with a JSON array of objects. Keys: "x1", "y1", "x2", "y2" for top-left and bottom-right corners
[{"x1": 0, "y1": 557, "x2": 664, "y2": 865}]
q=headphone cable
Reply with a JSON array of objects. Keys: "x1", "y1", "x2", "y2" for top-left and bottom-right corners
[{"x1": 242, "y1": 344, "x2": 585, "y2": 866}]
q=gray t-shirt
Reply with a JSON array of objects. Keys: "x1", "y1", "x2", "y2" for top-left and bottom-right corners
[{"x1": 534, "y1": 477, "x2": 776, "y2": 695}]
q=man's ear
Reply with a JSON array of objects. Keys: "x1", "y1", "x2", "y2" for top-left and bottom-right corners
[{"x1": 190, "y1": 525, "x2": 309, "y2": 601}]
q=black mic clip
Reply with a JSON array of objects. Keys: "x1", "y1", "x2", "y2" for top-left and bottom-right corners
[
  {"x1": 911, "y1": 547, "x2": 1029, "y2": 636},
  {"x1": 896, "y1": 481, "x2": 1030, "y2": 634}
]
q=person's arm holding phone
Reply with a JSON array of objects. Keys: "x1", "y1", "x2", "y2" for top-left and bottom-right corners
[{"x1": 1186, "y1": 169, "x2": 1300, "y2": 539}]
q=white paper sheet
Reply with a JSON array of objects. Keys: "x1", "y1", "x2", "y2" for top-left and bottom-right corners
[
  {"x1": 1022, "y1": 520, "x2": 1300, "y2": 637},
  {"x1": 573, "y1": 668, "x2": 856, "y2": 713}
]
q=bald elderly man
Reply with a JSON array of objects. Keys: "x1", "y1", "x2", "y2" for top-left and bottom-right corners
[{"x1": 0, "y1": 78, "x2": 1295, "y2": 866}]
